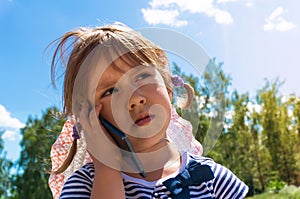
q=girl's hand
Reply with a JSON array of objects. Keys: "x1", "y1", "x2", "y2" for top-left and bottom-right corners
[
  {"x1": 79, "y1": 101, "x2": 125, "y2": 198},
  {"x1": 79, "y1": 101, "x2": 122, "y2": 170}
]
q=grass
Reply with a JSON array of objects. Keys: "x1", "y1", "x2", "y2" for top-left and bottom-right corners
[{"x1": 246, "y1": 185, "x2": 300, "y2": 199}]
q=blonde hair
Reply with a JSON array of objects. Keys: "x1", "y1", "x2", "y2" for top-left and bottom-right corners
[{"x1": 50, "y1": 22, "x2": 194, "y2": 173}]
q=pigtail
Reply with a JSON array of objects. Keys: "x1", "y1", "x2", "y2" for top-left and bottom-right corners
[
  {"x1": 171, "y1": 75, "x2": 195, "y2": 110},
  {"x1": 52, "y1": 121, "x2": 81, "y2": 174},
  {"x1": 182, "y1": 83, "x2": 194, "y2": 110},
  {"x1": 53, "y1": 139, "x2": 77, "y2": 174}
]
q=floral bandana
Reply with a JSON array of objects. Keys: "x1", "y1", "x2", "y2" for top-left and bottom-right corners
[
  {"x1": 48, "y1": 117, "x2": 92, "y2": 199},
  {"x1": 48, "y1": 106, "x2": 203, "y2": 199},
  {"x1": 167, "y1": 106, "x2": 203, "y2": 155}
]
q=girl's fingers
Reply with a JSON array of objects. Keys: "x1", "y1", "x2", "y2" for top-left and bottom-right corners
[
  {"x1": 89, "y1": 104, "x2": 102, "y2": 129},
  {"x1": 78, "y1": 101, "x2": 122, "y2": 169},
  {"x1": 79, "y1": 101, "x2": 92, "y2": 131},
  {"x1": 95, "y1": 104, "x2": 102, "y2": 117}
]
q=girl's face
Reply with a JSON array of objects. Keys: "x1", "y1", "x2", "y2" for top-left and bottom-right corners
[{"x1": 94, "y1": 59, "x2": 172, "y2": 152}]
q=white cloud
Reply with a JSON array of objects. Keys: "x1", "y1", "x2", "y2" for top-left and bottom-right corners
[
  {"x1": 0, "y1": 105, "x2": 24, "y2": 129},
  {"x1": 149, "y1": 0, "x2": 178, "y2": 8},
  {"x1": 0, "y1": 104, "x2": 24, "y2": 141},
  {"x1": 213, "y1": 9, "x2": 233, "y2": 24},
  {"x1": 2, "y1": 130, "x2": 21, "y2": 141},
  {"x1": 141, "y1": 0, "x2": 234, "y2": 27},
  {"x1": 245, "y1": 2, "x2": 253, "y2": 7},
  {"x1": 216, "y1": 0, "x2": 254, "y2": 8},
  {"x1": 141, "y1": 8, "x2": 188, "y2": 27},
  {"x1": 269, "y1": 7, "x2": 283, "y2": 20},
  {"x1": 263, "y1": 7, "x2": 297, "y2": 32},
  {"x1": 217, "y1": 0, "x2": 238, "y2": 3}
]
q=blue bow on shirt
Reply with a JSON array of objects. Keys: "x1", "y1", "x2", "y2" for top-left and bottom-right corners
[{"x1": 162, "y1": 160, "x2": 214, "y2": 199}]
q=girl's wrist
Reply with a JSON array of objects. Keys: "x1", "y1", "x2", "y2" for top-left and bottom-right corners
[{"x1": 93, "y1": 157, "x2": 121, "y2": 173}]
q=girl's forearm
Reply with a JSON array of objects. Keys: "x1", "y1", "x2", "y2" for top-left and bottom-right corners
[{"x1": 91, "y1": 162, "x2": 125, "y2": 199}]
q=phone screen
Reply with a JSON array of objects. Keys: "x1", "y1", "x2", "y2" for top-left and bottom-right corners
[{"x1": 99, "y1": 115, "x2": 147, "y2": 178}]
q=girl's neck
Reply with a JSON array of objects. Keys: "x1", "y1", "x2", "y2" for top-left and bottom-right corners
[{"x1": 123, "y1": 139, "x2": 182, "y2": 181}]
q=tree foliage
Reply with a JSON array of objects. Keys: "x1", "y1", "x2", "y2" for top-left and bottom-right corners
[
  {"x1": 173, "y1": 60, "x2": 300, "y2": 196},
  {"x1": 172, "y1": 58, "x2": 230, "y2": 154},
  {"x1": 0, "y1": 130, "x2": 13, "y2": 199},
  {"x1": 10, "y1": 107, "x2": 65, "y2": 199}
]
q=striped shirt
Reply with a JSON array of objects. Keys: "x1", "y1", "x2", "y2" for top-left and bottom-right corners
[{"x1": 59, "y1": 152, "x2": 248, "y2": 198}]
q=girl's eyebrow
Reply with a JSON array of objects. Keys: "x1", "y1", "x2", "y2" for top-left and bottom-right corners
[{"x1": 97, "y1": 79, "x2": 115, "y2": 91}]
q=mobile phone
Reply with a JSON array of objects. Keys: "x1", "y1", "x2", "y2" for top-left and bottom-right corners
[{"x1": 99, "y1": 115, "x2": 147, "y2": 178}]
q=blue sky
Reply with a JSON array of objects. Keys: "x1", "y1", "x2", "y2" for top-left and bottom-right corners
[{"x1": 0, "y1": 0, "x2": 299, "y2": 162}]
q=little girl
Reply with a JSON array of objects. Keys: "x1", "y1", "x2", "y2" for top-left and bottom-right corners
[{"x1": 49, "y1": 22, "x2": 248, "y2": 198}]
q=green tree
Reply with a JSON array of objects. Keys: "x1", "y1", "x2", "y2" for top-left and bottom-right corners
[
  {"x1": 292, "y1": 96, "x2": 300, "y2": 185},
  {"x1": 258, "y1": 79, "x2": 299, "y2": 185},
  {"x1": 172, "y1": 58, "x2": 230, "y2": 155},
  {"x1": 250, "y1": 109, "x2": 271, "y2": 193},
  {"x1": 171, "y1": 60, "x2": 300, "y2": 196},
  {"x1": 277, "y1": 97, "x2": 298, "y2": 184},
  {"x1": 228, "y1": 92, "x2": 255, "y2": 194},
  {"x1": 279, "y1": 95, "x2": 300, "y2": 185},
  {"x1": 0, "y1": 130, "x2": 13, "y2": 199},
  {"x1": 210, "y1": 91, "x2": 268, "y2": 195},
  {"x1": 258, "y1": 80, "x2": 282, "y2": 176},
  {"x1": 11, "y1": 107, "x2": 65, "y2": 199}
]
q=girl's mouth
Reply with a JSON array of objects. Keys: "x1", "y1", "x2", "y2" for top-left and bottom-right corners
[{"x1": 135, "y1": 115, "x2": 153, "y2": 126}]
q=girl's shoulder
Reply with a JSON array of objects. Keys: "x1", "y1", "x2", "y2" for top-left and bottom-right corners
[
  {"x1": 69, "y1": 162, "x2": 95, "y2": 181},
  {"x1": 186, "y1": 152, "x2": 249, "y2": 198},
  {"x1": 75, "y1": 162, "x2": 94, "y2": 172},
  {"x1": 186, "y1": 152, "x2": 216, "y2": 167},
  {"x1": 82, "y1": 162, "x2": 95, "y2": 170},
  {"x1": 80, "y1": 162, "x2": 95, "y2": 174},
  {"x1": 59, "y1": 163, "x2": 95, "y2": 198}
]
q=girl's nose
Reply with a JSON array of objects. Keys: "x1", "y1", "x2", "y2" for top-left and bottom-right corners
[{"x1": 128, "y1": 92, "x2": 146, "y2": 110}]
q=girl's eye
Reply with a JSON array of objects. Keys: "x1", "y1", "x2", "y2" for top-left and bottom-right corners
[
  {"x1": 102, "y1": 87, "x2": 119, "y2": 97},
  {"x1": 135, "y1": 72, "x2": 151, "y2": 82}
]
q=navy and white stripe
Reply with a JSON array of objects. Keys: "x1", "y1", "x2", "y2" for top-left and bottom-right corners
[
  {"x1": 59, "y1": 153, "x2": 248, "y2": 198},
  {"x1": 59, "y1": 163, "x2": 94, "y2": 199}
]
